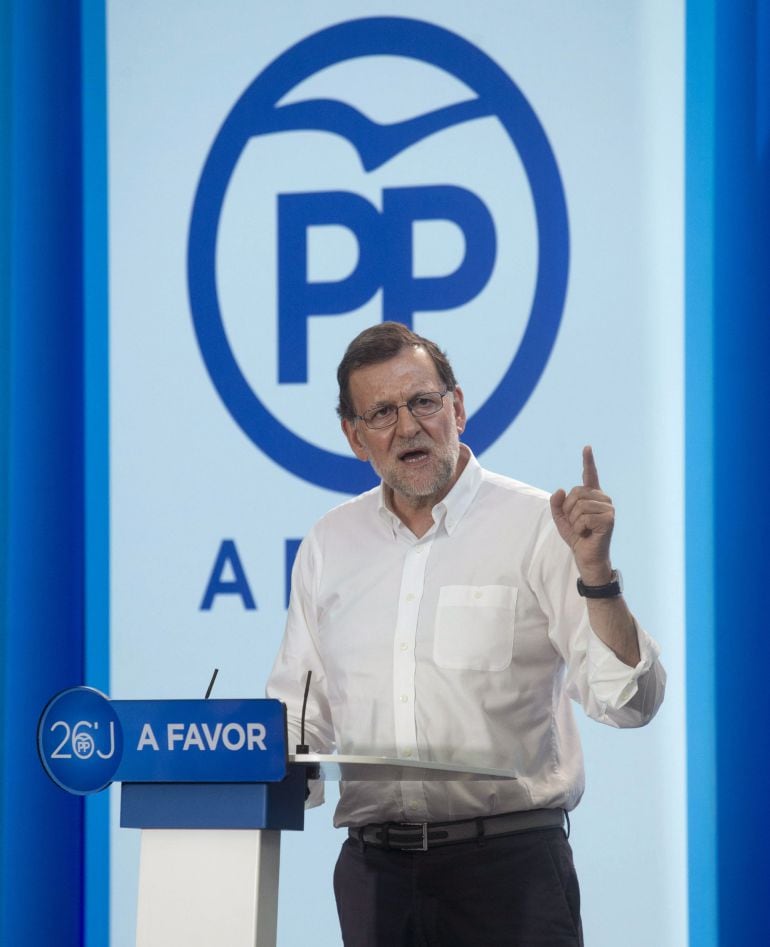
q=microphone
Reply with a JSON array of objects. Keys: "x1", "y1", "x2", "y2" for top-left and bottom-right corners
[
  {"x1": 296, "y1": 670, "x2": 312, "y2": 754},
  {"x1": 204, "y1": 668, "x2": 219, "y2": 699},
  {"x1": 295, "y1": 671, "x2": 319, "y2": 797}
]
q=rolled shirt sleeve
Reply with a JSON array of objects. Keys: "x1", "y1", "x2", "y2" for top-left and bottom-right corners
[{"x1": 531, "y1": 512, "x2": 666, "y2": 729}]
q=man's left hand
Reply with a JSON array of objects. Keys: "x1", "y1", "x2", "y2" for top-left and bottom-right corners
[{"x1": 549, "y1": 446, "x2": 614, "y2": 585}]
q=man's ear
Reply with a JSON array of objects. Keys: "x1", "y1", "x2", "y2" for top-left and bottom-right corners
[
  {"x1": 453, "y1": 385, "x2": 467, "y2": 435},
  {"x1": 341, "y1": 418, "x2": 369, "y2": 461}
]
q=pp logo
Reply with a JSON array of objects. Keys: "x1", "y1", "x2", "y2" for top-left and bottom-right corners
[
  {"x1": 72, "y1": 727, "x2": 95, "y2": 759},
  {"x1": 188, "y1": 16, "x2": 569, "y2": 493},
  {"x1": 38, "y1": 687, "x2": 124, "y2": 794}
]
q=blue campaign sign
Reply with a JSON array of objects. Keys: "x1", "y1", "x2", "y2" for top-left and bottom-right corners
[
  {"x1": 38, "y1": 687, "x2": 124, "y2": 795},
  {"x1": 113, "y1": 698, "x2": 287, "y2": 784},
  {"x1": 38, "y1": 689, "x2": 288, "y2": 794}
]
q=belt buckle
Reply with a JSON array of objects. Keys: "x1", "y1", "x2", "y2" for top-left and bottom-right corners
[{"x1": 400, "y1": 822, "x2": 429, "y2": 852}]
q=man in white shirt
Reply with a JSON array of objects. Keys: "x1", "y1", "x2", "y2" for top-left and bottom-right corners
[{"x1": 268, "y1": 321, "x2": 665, "y2": 946}]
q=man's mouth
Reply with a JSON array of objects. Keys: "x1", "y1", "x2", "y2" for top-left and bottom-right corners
[{"x1": 398, "y1": 448, "x2": 430, "y2": 464}]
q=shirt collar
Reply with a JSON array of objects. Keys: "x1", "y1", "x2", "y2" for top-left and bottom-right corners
[
  {"x1": 432, "y1": 444, "x2": 482, "y2": 535},
  {"x1": 376, "y1": 444, "x2": 482, "y2": 537}
]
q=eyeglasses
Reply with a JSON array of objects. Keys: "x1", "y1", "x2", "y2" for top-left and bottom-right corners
[{"x1": 354, "y1": 388, "x2": 451, "y2": 430}]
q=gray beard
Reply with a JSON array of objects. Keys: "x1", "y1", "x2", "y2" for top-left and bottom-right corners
[{"x1": 373, "y1": 442, "x2": 460, "y2": 504}]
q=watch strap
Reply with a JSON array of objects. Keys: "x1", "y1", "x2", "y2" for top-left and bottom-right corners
[{"x1": 576, "y1": 569, "x2": 623, "y2": 599}]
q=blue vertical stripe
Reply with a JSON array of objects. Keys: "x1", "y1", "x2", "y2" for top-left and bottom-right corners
[
  {"x1": 0, "y1": 0, "x2": 13, "y2": 918},
  {"x1": 712, "y1": 4, "x2": 770, "y2": 945},
  {"x1": 0, "y1": 2, "x2": 85, "y2": 944},
  {"x1": 686, "y1": 3, "x2": 718, "y2": 945},
  {"x1": 82, "y1": 2, "x2": 110, "y2": 945},
  {"x1": 687, "y1": 2, "x2": 770, "y2": 945}
]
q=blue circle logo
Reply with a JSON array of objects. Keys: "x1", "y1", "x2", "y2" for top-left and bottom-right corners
[
  {"x1": 38, "y1": 687, "x2": 124, "y2": 795},
  {"x1": 188, "y1": 17, "x2": 569, "y2": 493}
]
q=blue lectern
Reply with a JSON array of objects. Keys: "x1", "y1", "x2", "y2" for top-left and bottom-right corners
[
  {"x1": 38, "y1": 687, "x2": 518, "y2": 946},
  {"x1": 37, "y1": 687, "x2": 309, "y2": 945}
]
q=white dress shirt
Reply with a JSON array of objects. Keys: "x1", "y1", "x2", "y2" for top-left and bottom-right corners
[{"x1": 267, "y1": 447, "x2": 665, "y2": 827}]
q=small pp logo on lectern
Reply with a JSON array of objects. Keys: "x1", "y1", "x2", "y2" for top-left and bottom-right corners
[{"x1": 38, "y1": 687, "x2": 124, "y2": 794}]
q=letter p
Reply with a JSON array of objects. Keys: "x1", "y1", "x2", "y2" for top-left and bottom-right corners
[
  {"x1": 381, "y1": 185, "x2": 496, "y2": 326},
  {"x1": 277, "y1": 191, "x2": 383, "y2": 383}
]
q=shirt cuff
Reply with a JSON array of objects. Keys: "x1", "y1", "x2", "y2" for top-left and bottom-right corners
[{"x1": 586, "y1": 622, "x2": 661, "y2": 710}]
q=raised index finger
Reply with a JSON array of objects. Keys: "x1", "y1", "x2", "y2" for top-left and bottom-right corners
[{"x1": 582, "y1": 445, "x2": 601, "y2": 489}]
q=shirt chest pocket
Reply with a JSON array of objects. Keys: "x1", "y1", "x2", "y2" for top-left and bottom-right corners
[{"x1": 433, "y1": 585, "x2": 518, "y2": 671}]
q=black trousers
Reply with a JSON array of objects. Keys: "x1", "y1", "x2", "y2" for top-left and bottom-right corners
[{"x1": 333, "y1": 827, "x2": 583, "y2": 947}]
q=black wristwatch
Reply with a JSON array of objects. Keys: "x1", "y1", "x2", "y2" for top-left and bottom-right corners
[{"x1": 576, "y1": 569, "x2": 623, "y2": 599}]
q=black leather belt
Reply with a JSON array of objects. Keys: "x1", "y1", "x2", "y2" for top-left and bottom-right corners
[{"x1": 348, "y1": 808, "x2": 565, "y2": 852}]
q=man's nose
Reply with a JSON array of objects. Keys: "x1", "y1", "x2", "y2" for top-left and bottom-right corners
[{"x1": 393, "y1": 402, "x2": 421, "y2": 437}]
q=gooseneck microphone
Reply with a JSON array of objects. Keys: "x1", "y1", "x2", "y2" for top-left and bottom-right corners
[
  {"x1": 295, "y1": 671, "x2": 320, "y2": 796},
  {"x1": 204, "y1": 668, "x2": 219, "y2": 699},
  {"x1": 296, "y1": 670, "x2": 312, "y2": 754}
]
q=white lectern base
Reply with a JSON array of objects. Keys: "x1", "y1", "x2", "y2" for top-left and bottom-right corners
[{"x1": 136, "y1": 829, "x2": 280, "y2": 947}]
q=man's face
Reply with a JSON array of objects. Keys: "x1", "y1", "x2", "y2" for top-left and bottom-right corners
[{"x1": 341, "y1": 346, "x2": 466, "y2": 505}]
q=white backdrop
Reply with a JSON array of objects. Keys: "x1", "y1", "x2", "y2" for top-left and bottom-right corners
[{"x1": 107, "y1": 2, "x2": 685, "y2": 944}]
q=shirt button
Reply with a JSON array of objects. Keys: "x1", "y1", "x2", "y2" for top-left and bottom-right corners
[
  {"x1": 415, "y1": 547, "x2": 423, "y2": 555},
  {"x1": 409, "y1": 801, "x2": 420, "y2": 810},
  {"x1": 474, "y1": 590, "x2": 483, "y2": 600},
  {"x1": 403, "y1": 748, "x2": 413, "y2": 758},
  {"x1": 405, "y1": 593, "x2": 415, "y2": 602},
  {"x1": 400, "y1": 694, "x2": 409, "y2": 703},
  {"x1": 400, "y1": 642, "x2": 409, "y2": 652}
]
